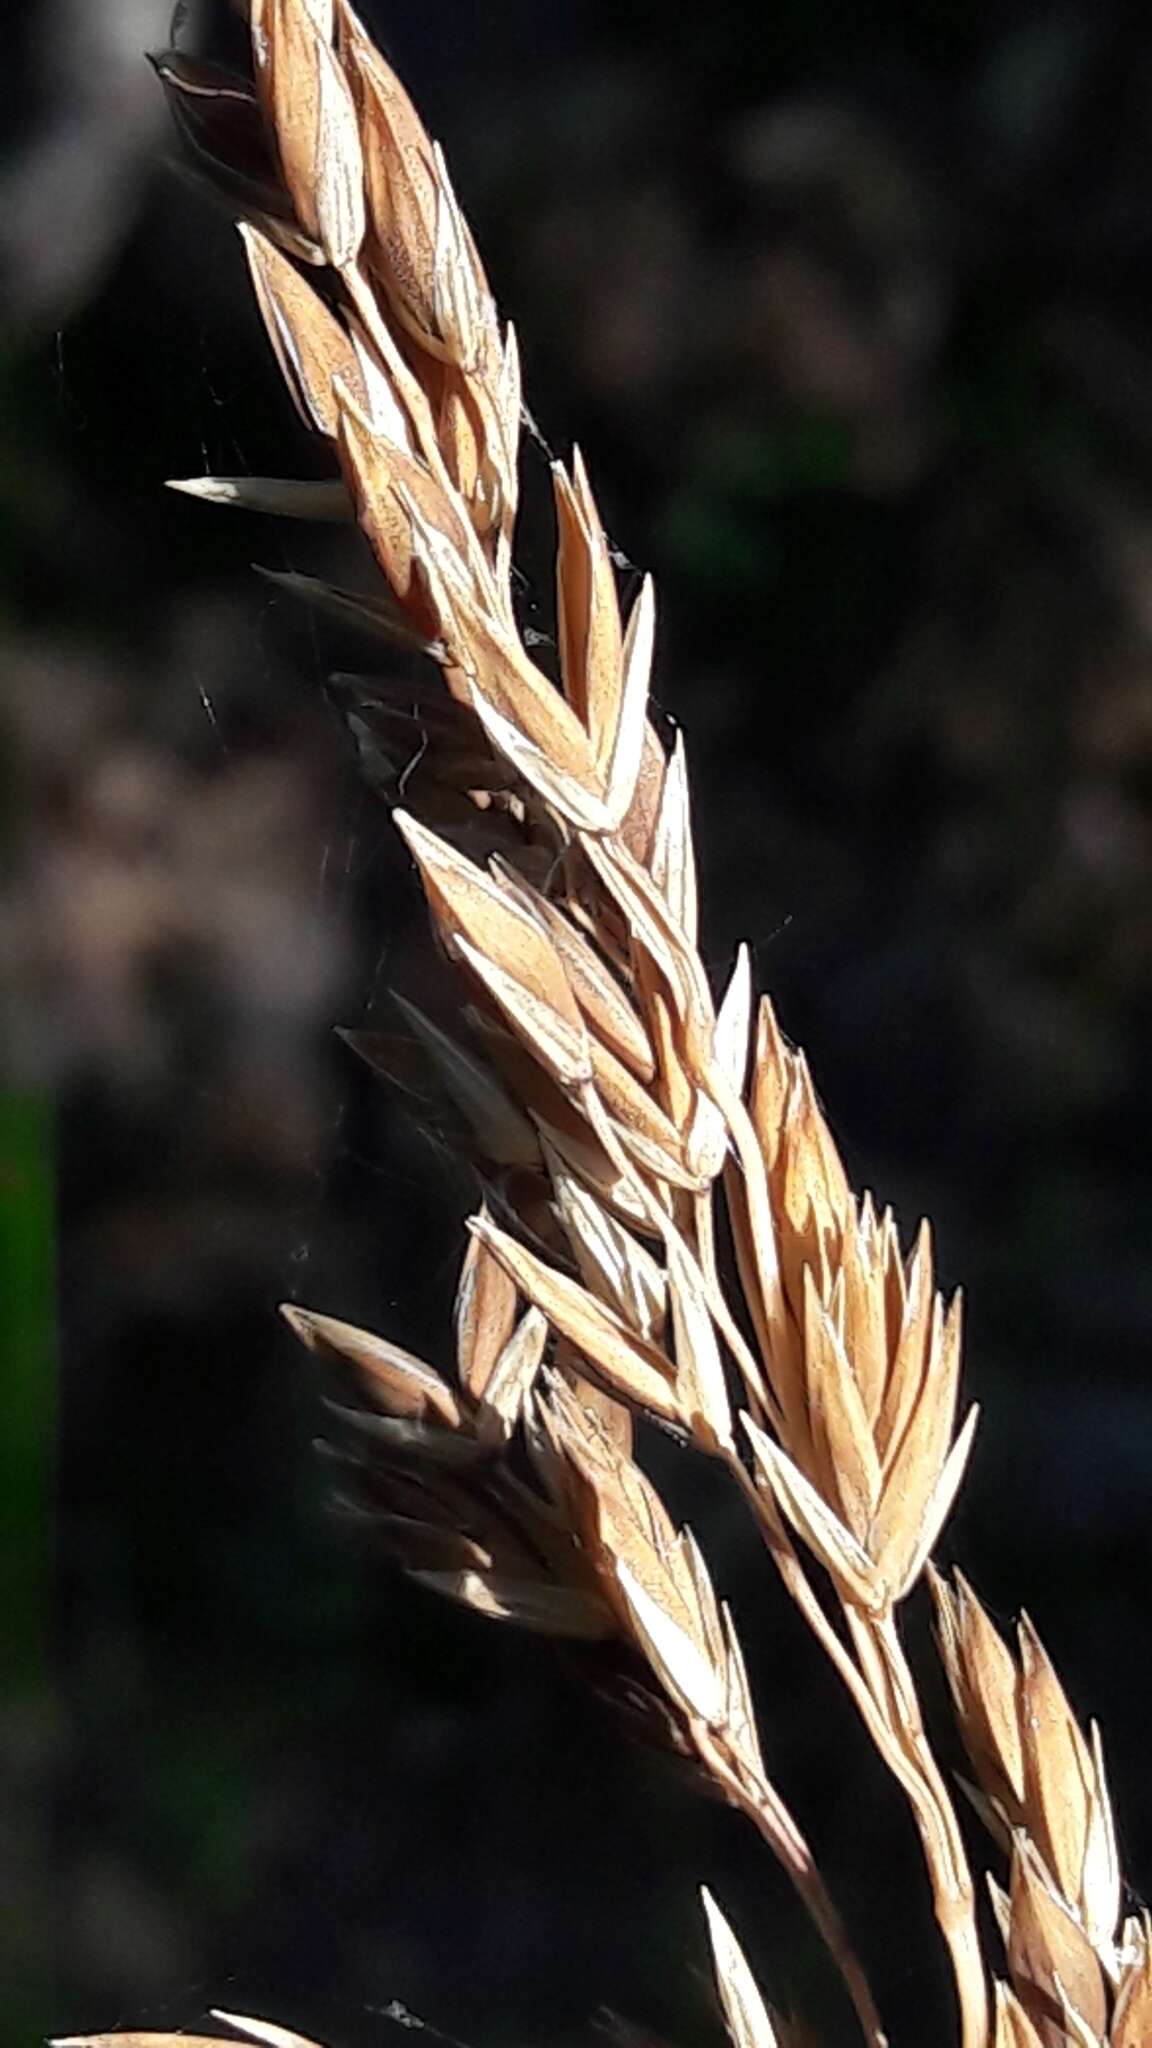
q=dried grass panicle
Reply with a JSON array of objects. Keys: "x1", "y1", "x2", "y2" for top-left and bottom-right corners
[
  {"x1": 66, "y1": 8, "x2": 1140, "y2": 2047},
  {"x1": 932, "y1": 1572, "x2": 1152, "y2": 2048}
]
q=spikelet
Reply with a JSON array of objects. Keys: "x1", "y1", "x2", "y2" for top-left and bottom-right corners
[
  {"x1": 932, "y1": 1572, "x2": 1148, "y2": 2046},
  {"x1": 738, "y1": 1003, "x2": 978, "y2": 1612}
]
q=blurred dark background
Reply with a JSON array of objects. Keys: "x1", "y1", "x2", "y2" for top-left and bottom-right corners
[{"x1": 4, "y1": 0, "x2": 1152, "y2": 2042}]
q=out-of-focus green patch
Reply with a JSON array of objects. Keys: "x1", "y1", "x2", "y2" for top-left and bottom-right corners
[
  {"x1": 0, "y1": 1086, "x2": 56, "y2": 1682},
  {"x1": 0, "y1": 1086, "x2": 57, "y2": 2046},
  {"x1": 660, "y1": 410, "x2": 852, "y2": 600}
]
